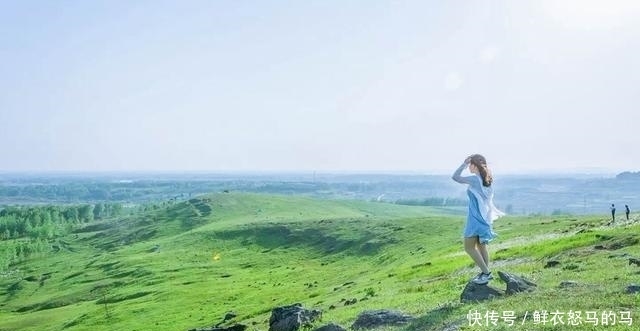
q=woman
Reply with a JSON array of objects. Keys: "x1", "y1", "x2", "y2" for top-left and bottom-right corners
[{"x1": 452, "y1": 154, "x2": 504, "y2": 285}]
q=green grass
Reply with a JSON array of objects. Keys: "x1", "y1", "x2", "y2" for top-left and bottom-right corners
[{"x1": 0, "y1": 193, "x2": 639, "y2": 331}]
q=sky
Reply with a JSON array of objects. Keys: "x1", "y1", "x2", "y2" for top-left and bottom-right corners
[{"x1": 1, "y1": 0, "x2": 639, "y2": 174}]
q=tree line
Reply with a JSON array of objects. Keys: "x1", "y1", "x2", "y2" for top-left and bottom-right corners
[
  {"x1": 0, "y1": 203, "x2": 123, "y2": 270},
  {"x1": 0, "y1": 181, "x2": 203, "y2": 204}
]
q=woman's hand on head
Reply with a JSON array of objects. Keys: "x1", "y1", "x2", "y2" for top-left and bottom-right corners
[{"x1": 464, "y1": 156, "x2": 472, "y2": 164}]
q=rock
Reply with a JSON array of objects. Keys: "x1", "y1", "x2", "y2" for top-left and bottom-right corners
[
  {"x1": 314, "y1": 323, "x2": 347, "y2": 331},
  {"x1": 214, "y1": 312, "x2": 238, "y2": 327},
  {"x1": 188, "y1": 324, "x2": 246, "y2": 331},
  {"x1": 626, "y1": 284, "x2": 640, "y2": 294},
  {"x1": 223, "y1": 312, "x2": 237, "y2": 321},
  {"x1": 629, "y1": 258, "x2": 640, "y2": 267},
  {"x1": 498, "y1": 271, "x2": 537, "y2": 294},
  {"x1": 544, "y1": 260, "x2": 561, "y2": 268},
  {"x1": 351, "y1": 310, "x2": 414, "y2": 330},
  {"x1": 268, "y1": 303, "x2": 322, "y2": 331},
  {"x1": 460, "y1": 282, "x2": 504, "y2": 302}
]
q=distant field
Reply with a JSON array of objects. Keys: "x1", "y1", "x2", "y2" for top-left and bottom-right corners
[
  {"x1": 0, "y1": 192, "x2": 639, "y2": 331},
  {"x1": 1, "y1": 173, "x2": 639, "y2": 215}
]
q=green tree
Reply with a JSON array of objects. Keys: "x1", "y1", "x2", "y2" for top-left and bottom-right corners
[
  {"x1": 93, "y1": 203, "x2": 104, "y2": 219},
  {"x1": 63, "y1": 207, "x2": 79, "y2": 222},
  {"x1": 42, "y1": 211, "x2": 52, "y2": 226},
  {"x1": 104, "y1": 203, "x2": 123, "y2": 217},
  {"x1": 78, "y1": 205, "x2": 94, "y2": 222},
  {"x1": 24, "y1": 221, "x2": 34, "y2": 238}
]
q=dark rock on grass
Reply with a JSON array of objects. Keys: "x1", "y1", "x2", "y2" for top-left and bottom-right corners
[
  {"x1": 626, "y1": 284, "x2": 640, "y2": 294},
  {"x1": 498, "y1": 271, "x2": 537, "y2": 294},
  {"x1": 269, "y1": 303, "x2": 322, "y2": 331},
  {"x1": 629, "y1": 258, "x2": 640, "y2": 267},
  {"x1": 188, "y1": 324, "x2": 246, "y2": 331},
  {"x1": 544, "y1": 260, "x2": 561, "y2": 268},
  {"x1": 314, "y1": 323, "x2": 347, "y2": 331},
  {"x1": 459, "y1": 271, "x2": 536, "y2": 302},
  {"x1": 351, "y1": 310, "x2": 414, "y2": 330},
  {"x1": 460, "y1": 282, "x2": 504, "y2": 302},
  {"x1": 221, "y1": 312, "x2": 237, "y2": 324}
]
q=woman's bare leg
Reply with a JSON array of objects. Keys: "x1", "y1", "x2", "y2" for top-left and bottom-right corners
[
  {"x1": 477, "y1": 242, "x2": 490, "y2": 268},
  {"x1": 464, "y1": 237, "x2": 489, "y2": 273}
]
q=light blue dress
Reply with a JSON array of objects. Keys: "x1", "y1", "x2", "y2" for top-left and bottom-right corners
[
  {"x1": 452, "y1": 162, "x2": 502, "y2": 244},
  {"x1": 464, "y1": 188, "x2": 497, "y2": 244}
]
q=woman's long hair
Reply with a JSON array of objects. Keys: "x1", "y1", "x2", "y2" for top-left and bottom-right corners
[{"x1": 470, "y1": 154, "x2": 493, "y2": 187}]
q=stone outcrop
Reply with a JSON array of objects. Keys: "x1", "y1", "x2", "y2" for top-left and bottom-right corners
[
  {"x1": 269, "y1": 303, "x2": 322, "y2": 331},
  {"x1": 460, "y1": 282, "x2": 504, "y2": 302},
  {"x1": 498, "y1": 271, "x2": 537, "y2": 294},
  {"x1": 626, "y1": 284, "x2": 640, "y2": 294},
  {"x1": 460, "y1": 271, "x2": 537, "y2": 302}
]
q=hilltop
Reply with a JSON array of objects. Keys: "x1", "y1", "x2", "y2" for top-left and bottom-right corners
[
  {"x1": 616, "y1": 171, "x2": 640, "y2": 180},
  {"x1": 0, "y1": 192, "x2": 639, "y2": 331}
]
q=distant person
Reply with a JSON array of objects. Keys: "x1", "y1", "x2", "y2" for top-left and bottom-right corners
[
  {"x1": 625, "y1": 205, "x2": 630, "y2": 221},
  {"x1": 452, "y1": 154, "x2": 505, "y2": 285},
  {"x1": 611, "y1": 204, "x2": 616, "y2": 222}
]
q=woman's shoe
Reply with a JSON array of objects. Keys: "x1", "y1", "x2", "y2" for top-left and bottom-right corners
[{"x1": 472, "y1": 272, "x2": 493, "y2": 285}]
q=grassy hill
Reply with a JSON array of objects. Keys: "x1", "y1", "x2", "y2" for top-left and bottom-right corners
[{"x1": 0, "y1": 193, "x2": 638, "y2": 331}]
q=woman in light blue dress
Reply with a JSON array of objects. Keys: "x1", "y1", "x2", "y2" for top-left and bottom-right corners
[{"x1": 452, "y1": 154, "x2": 504, "y2": 285}]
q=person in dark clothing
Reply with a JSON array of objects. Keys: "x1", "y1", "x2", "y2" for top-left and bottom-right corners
[
  {"x1": 611, "y1": 204, "x2": 616, "y2": 221},
  {"x1": 625, "y1": 205, "x2": 630, "y2": 221}
]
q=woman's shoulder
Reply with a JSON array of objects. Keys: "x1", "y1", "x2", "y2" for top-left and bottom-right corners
[{"x1": 470, "y1": 175, "x2": 483, "y2": 185}]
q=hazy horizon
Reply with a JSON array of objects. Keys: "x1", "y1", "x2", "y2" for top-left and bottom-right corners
[
  {"x1": 0, "y1": 167, "x2": 624, "y2": 177},
  {"x1": 2, "y1": 1, "x2": 639, "y2": 174}
]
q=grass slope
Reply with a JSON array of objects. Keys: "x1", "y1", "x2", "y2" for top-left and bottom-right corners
[{"x1": 0, "y1": 193, "x2": 638, "y2": 331}]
